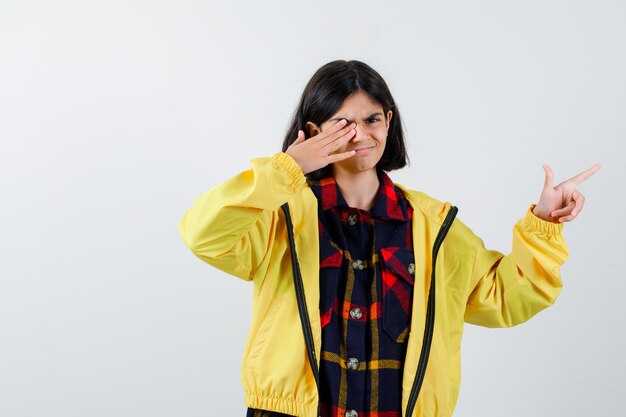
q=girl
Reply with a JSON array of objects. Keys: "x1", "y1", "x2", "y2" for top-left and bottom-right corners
[{"x1": 179, "y1": 60, "x2": 599, "y2": 417}]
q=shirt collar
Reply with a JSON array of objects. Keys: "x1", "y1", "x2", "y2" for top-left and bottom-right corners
[{"x1": 308, "y1": 170, "x2": 410, "y2": 222}]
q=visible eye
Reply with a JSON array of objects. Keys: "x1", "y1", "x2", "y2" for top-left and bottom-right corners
[{"x1": 366, "y1": 117, "x2": 380, "y2": 124}]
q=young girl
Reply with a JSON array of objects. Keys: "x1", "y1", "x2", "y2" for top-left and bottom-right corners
[{"x1": 178, "y1": 60, "x2": 599, "y2": 417}]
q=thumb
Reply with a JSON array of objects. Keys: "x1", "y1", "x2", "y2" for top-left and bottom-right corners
[
  {"x1": 292, "y1": 130, "x2": 306, "y2": 145},
  {"x1": 542, "y1": 164, "x2": 554, "y2": 189}
]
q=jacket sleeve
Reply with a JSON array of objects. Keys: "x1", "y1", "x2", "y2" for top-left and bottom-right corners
[
  {"x1": 178, "y1": 152, "x2": 307, "y2": 281},
  {"x1": 463, "y1": 205, "x2": 570, "y2": 327}
]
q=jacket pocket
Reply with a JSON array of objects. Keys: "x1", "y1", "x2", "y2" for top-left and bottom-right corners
[
  {"x1": 319, "y1": 238, "x2": 343, "y2": 329},
  {"x1": 245, "y1": 296, "x2": 283, "y2": 369},
  {"x1": 380, "y1": 246, "x2": 415, "y2": 343}
]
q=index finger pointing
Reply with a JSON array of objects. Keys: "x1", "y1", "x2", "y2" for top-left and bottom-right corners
[{"x1": 568, "y1": 163, "x2": 601, "y2": 185}]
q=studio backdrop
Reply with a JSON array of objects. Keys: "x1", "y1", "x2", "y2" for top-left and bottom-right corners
[{"x1": 0, "y1": 1, "x2": 624, "y2": 416}]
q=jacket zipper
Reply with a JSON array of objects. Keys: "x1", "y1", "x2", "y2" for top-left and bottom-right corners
[
  {"x1": 281, "y1": 204, "x2": 322, "y2": 417},
  {"x1": 405, "y1": 206, "x2": 458, "y2": 417},
  {"x1": 283, "y1": 203, "x2": 458, "y2": 417}
]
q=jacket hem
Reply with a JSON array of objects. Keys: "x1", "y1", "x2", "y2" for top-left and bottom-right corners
[{"x1": 245, "y1": 392, "x2": 317, "y2": 417}]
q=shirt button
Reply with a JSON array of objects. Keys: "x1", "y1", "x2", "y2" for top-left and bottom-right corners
[
  {"x1": 347, "y1": 213, "x2": 358, "y2": 225},
  {"x1": 345, "y1": 410, "x2": 358, "y2": 417},
  {"x1": 346, "y1": 357, "x2": 359, "y2": 370},
  {"x1": 349, "y1": 307, "x2": 363, "y2": 320},
  {"x1": 408, "y1": 262, "x2": 415, "y2": 275},
  {"x1": 352, "y1": 260, "x2": 365, "y2": 270}
]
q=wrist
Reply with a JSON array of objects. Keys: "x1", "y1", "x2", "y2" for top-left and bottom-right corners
[
  {"x1": 525, "y1": 204, "x2": 564, "y2": 235},
  {"x1": 273, "y1": 152, "x2": 307, "y2": 187},
  {"x1": 284, "y1": 150, "x2": 309, "y2": 175},
  {"x1": 532, "y1": 204, "x2": 556, "y2": 223}
]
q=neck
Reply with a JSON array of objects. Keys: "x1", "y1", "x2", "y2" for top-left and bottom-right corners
[{"x1": 331, "y1": 167, "x2": 380, "y2": 211}]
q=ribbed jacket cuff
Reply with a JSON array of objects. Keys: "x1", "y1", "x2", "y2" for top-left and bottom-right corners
[
  {"x1": 525, "y1": 204, "x2": 564, "y2": 236},
  {"x1": 272, "y1": 152, "x2": 306, "y2": 192}
]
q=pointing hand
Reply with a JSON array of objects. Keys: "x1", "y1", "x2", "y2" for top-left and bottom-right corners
[{"x1": 532, "y1": 164, "x2": 601, "y2": 223}]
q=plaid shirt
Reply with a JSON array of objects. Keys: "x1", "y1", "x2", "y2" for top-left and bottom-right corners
[{"x1": 248, "y1": 170, "x2": 415, "y2": 417}]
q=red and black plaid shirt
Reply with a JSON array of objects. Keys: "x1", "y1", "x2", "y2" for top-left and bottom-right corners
[{"x1": 248, "y1": 170, "x2": 415, "y2": 417}]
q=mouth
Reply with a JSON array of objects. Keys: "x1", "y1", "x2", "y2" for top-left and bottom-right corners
[{"x1": 353, "y1": 145, "x2": 376, "y2": 155}]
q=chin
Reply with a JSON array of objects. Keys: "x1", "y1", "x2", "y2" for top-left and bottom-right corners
[{"x1": 336, "y1": 159, "x2": 380, "y2": 174}]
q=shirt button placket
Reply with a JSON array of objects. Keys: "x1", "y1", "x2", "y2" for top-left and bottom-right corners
[{"x1": 345, "y1": 210, "x2": 365, "y2": 417}]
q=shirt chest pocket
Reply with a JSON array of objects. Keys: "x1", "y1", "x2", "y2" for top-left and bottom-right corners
[{"x1": 380, "y1": 247, "x2": 416, "y2": 343}]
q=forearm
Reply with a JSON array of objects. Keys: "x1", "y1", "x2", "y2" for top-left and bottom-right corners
[{"x1": 464, "y1": 205, "x2": 570, "y2": 327}]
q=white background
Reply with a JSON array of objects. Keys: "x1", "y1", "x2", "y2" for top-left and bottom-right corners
[{"x1": 1, "y1": 1, "x2": 624, "y2": 416}]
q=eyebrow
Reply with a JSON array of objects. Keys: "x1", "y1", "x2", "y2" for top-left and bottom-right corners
[{"x1": 328, "y1": 113, "x2": 384, "y2": 123}]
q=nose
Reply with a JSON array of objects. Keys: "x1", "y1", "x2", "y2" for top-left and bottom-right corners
[{"x1": 352, "y1": 122, "x2": 368, "y2": 142}]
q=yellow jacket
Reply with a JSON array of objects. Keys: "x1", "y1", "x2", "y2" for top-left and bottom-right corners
[{"x1": 178, "y1": 152, "x2": 569, "y2": 417}]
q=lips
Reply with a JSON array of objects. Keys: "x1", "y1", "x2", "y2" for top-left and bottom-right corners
[{"x1": 353, "y1": 145, "x2": 376, "y2": 155}]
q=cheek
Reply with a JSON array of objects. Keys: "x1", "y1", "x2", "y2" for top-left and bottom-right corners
[
  {"x1": 374, "y1": 123, "x2": 388, "y2": 137},
  {"x1": 375, "y1": 129, "x2": 388, "y2": 146}
]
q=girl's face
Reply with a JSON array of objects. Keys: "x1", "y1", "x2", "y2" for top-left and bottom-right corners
[{"x1": 307, "y1": 90, "x2": 393, "y2": 176}]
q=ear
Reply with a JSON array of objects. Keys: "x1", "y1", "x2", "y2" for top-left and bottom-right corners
[
  {"x1": 305, "y1": 121, "x2": 321, "y2": 138},
  {"x1": 385, "y1": 110, "x2": 393, "y2": 131}
]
